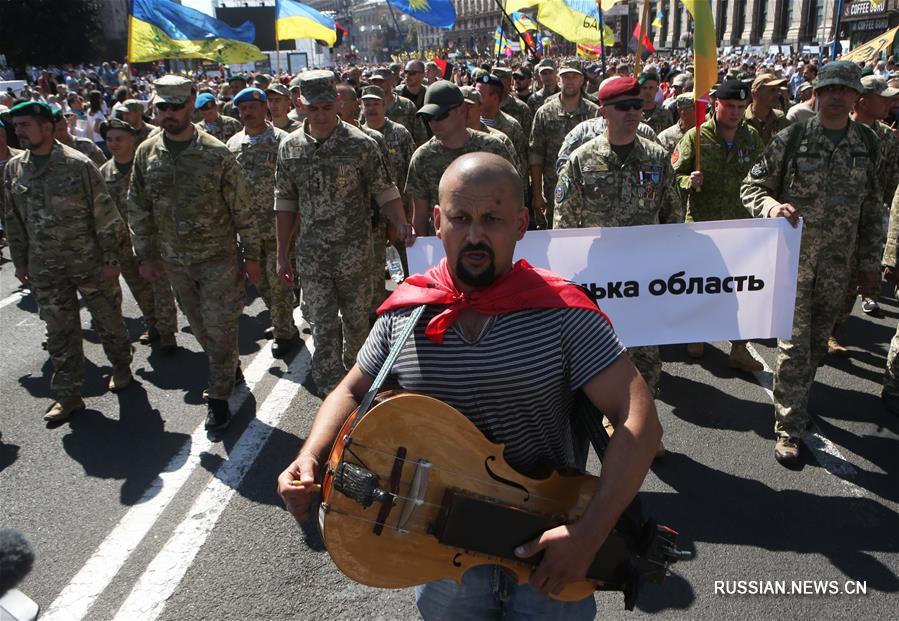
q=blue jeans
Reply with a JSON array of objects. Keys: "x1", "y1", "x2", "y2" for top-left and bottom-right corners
[{"x1": 415, "y1": 564, "x2": 597, "y2": 621}]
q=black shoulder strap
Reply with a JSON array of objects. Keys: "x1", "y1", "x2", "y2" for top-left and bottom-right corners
[{"x1": 347, "y1": 304, "x2": 427, "y2": 435}]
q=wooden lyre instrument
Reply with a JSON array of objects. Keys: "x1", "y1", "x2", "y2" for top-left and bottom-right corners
[{"x1": 318, "y1": 391, "x2": 689, "y2": 608}]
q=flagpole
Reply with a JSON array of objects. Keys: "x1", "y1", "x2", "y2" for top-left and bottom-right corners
[
  {"x1": 491, "y1": 0, "x2": 537, "y2": 57},
  {"x1": 274, "y1": 0, "x2": 281, "y2": 75},
  {"x1": 634, "y1": 0, "x2": 651, "y2": 77},
  {"x1": 596, "y1": 2, "x2": 607, "y2": 77}
]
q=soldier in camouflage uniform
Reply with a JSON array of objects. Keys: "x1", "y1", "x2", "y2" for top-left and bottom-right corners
[
  {"x1": 746, "y1": 74, "x2": 792, "y2": 145},
  {"x1": 119, "y1": 100, "x2": 153, "y2": 147},
  {"x1": 671, "y1": 79, "x2": 765, "y2": 371},
  {"x1": 0, "y1": 119, "x2": 23, "y2": 244},
  {"x1": 554, "y1": 77, "x2": 683, "y2": 408},
  {"x1": 98, "y1": 118, "x2": 177, "y2": 350},
  {"x1": 740, "y1": 61, "x2": 883, "y2": 466},
  {"x1": 528, "y1": 59, "x2": 560, "y2": 114},
  {"x1": 336, "y1": 83, "x2": 395, "y2": 311},
  {"x1": 529, "y1": 60, "x2": 599, "y2": 228},
  {"x1": 370, "y1": 68, "x2": 428, "y2": 147},
  {"x1": 128, "y1": 76, "x2": 262, "y2": 431},
  {"x1": 220, "y1": 74, "x2": 247, "y2": 121},
  {"x1": 656, "y1": 94, "x2": 696, "y2": 153},
  {"x1": 638, "y1": 71, "x2": 674, "y2": 136},
  {"x1": 266, "y1": 83, "x2": 301, "y2": 133},
  {"x1": 53, "y1": 109, "x2": 107, "y2": 167},
  {"x1": 195, "y1": 93, "x2": 243, "y2": 144},
  {"x1": 406, "y1": 81, "x2": 520, "y2": 236},
  {"x1": 493, "y1": 67, "x2": 533, "y2": 139},
  {"x1": 2, "y1": 101, "x2": 132, "y2": 422},
  {"x1": 362, "y1": 85, "x2": 416, "y2": 311},
  {"x1": 274, "y1": 71, "x2": 413, "y2": 395},
  {"x1": 475, "y1": 74, "x2": 528, "y2": 179},
  {"x1": 461, "y1": 87, "x2": 525, "y2": 179},
  {"x1": 831, "y1": 75, "x2": 899, "y2": 348},
  {"x1": 226, "y1": 87, "x2": 297, "y2": 359},
  {"x1": 879, "y1": 185, "x2": 899, "y2": 414}
]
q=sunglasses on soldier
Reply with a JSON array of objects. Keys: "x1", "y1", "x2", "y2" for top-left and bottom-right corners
[
  {"x1": 155, "y1": 102, "x2": 186, "y2": 112},
  {"x1": 609, "y1": 98, "x2": 644, "y2": 111},
  {"x1": 431, "y1": 104, "x2": 461, "y2": 122}
]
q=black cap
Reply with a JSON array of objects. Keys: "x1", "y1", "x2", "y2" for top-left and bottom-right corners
[
  {"x1": 715, "y1": 79, "x2": 751, "y2": 101},
  {"x1": 513, "y1": 67, "x2": 532, "y2": 79},
  {"x1": 418, "y1": 81, "x2": 464, "y2": 118},
  {"x1": 477, "y1": 74, "x2": 504, "y2": 89}
]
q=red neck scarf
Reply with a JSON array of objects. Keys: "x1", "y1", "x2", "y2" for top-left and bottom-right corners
[{"x1": 377, "y1": 258, "x2": 610, "y2": 344}]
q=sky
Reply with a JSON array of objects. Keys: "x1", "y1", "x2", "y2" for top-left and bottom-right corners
[{"x1": 181, "y1": 0, "x2": 214, "y2": 17}]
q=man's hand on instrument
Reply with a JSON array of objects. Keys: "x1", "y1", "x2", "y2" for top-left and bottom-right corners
[
  {"x1": 276, "y1": 452, "x2": 320, "y2": 523},
  {"x1": 514, "y1": 523, "x2": 600, "y2": 596}
]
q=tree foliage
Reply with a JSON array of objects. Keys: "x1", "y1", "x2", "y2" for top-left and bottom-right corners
[{"x1": 0, "y1": 0, "x2": 105, "y2": 68}]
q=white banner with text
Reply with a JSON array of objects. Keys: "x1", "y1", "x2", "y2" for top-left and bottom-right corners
[{"x1": 406, "y1": 219, "x2": 802, "y2": 347}]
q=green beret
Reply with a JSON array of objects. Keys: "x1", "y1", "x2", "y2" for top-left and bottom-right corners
[{"x1": 9, "y1": 101, "x2": 55, "y2": 121}]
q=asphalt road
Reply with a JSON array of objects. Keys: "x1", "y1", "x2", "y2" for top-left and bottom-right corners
[{"x1": 1, "y1": 244, "x2": 897, "y2": 621}]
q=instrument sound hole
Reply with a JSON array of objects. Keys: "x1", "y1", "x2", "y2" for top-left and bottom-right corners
[{"x1": 484, "y1": 456, "x2": 530, "y2": 502}]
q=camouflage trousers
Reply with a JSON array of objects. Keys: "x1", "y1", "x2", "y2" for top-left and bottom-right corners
[
  {"x1": 31, "y1": 270, "x2": 132, "y2": 402},
  {"x1": 257, "y1": 238, "x2": 298, "y2": 340},
  {"x1": 165, "y1": 254, "x2": 245, "y2": 400},
  {"x1": 119, "y1": 239, "x2": 177, "y2": 337},
  {"x1": 371, "y1": 223, "x2": 388, "y2": 312},
  {"x1": 773, "y1": 249, "x2": 854, "y2": 439},
  {"x1": 627, "y1": 345, "x2": 661, "y2": 395},
  {"x1": 883, "y1": 321, "x2": 899, "y2": 396},
  {"x1": 301, "y1": 266, "x2": 372, "y2": 394}
]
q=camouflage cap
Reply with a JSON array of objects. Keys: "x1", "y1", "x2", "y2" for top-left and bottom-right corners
[
  {"x1": 536, "y1": 58, "x2": 556, "y2": 72},
  {"x1": 637, "y1": 71, "x2": 660, "y2": 85},
  {"x1": 288, "y1": 74, "x2": 303, "y2": 91},
  {"x1": 254, "y1": 73, "x2": 273, "y2": 86},
  {"x1": 751, "y1": 72, "x2": 788, "y2": 91},
  {"x1": 674, "y1": 93, "x2": 695, "y2": 110},
  {"x1": 8, "y1": 100, "x2": 54, "y2": 121},
  {"x1": 266, "y1": 83, "x2": 291, "y2": 98},
  {"x1": 371, "y1": 67, "x2": 394, "y2": 82},
  {"x1": 558, "y1": 59, "x2": 584, "y2": 75},
  {"x1": 492, "y1": 66, "x2": 512, "y2": 79},
  {"x1": 297, "y1": 70, "x2": 337, "y2": 105},
  {"x1": 122, "y1": 99, "x2": 145, "y2": 112},
  {"x1": 460, "y1": 85, "x2": 481, "y2": 105},
  {"x1": 360, "y1": 85, "x2": 385, "y2": 100},
  {"x1": 814, "y1": 61, "x2": 863, "y2": 93},
  {"x1": 796, "y1": 81, "x2": 814, "y2": 95},
  {"x1": 153, "y1": 75, "x2": 193, "y2": 104},
  {"x1": 861, "y1": 75, "x2": 899, "y2": 98},
  {"x1": 388, "y1": 62, "x2": 402, "y2": 72},
  {"x1": 100, "y1": 118, "x2": 136, "y2": 140}
]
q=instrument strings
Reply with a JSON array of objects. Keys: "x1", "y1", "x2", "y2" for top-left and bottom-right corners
[{"x1": 347, "y1": 439, "x2": 559, "y2": 504}]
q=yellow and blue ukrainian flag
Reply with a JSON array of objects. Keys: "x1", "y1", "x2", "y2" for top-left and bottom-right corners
[
  {"x1": 275, "y1": 0, "x2": 336, "y2": 46},
  {"x1": 129, "y1": 0, "x2": 265, "y2": 64},
  {"x1": 387, "y1": 0, "x2": 456, "y2": 29}
]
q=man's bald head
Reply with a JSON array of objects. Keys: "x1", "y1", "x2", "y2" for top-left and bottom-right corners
[
  {"x1": 438, "y1": 152, "x2": 523, "y2": 209},
  {"x1": 435, "y1": 152, "x2": 528, "y2": 291}
]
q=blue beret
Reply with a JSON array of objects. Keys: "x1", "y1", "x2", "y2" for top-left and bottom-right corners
[
  {"x1": 233, "y1": 87, "x2": 267, "y2": 106},
  {"x1": 195, "y1": 92, "x2": 217, "y2": 110}
]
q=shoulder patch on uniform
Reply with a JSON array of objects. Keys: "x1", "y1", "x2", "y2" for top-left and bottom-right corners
[
  {"x1": 750, "y1": 160, "x2": 768, "y2": 178},
  {"x1": 671, "y1": 149, "x2": 680, "y2": 165},
  {"x1": 555, "y1": 177, "x2": 569, "y2": 204}
]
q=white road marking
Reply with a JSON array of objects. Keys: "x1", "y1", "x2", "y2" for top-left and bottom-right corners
[
  {"x1": 113, "y1": 338, "x2": 315, "y2": 620},
  {"x1": 0, "y1": 288, "x2": 28, "y2": 310},
  {"x1": 745, "y1": 343, "x2": 865, "y2": 497},
  {"x1": 42, "y1": 311, "x2": 300, "y2": 621}
]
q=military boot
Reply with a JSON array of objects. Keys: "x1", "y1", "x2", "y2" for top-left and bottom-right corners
[
  {"x1": 774, "y1": 437, "x2": 801, "y2": 466},
  {"x1": 44, "y1": 397, "x2": 86, "y2": 422},
  {"x1": 728, "y1": 343, "x2": 763, "y2": 373},
  {"x1": 108, "y1": 366, "x2": 134, "y2": 392},
  {"x1": 205, "y1": 398, "x2": 231, "y2": 431},
  {"x1": 157, "y1": 333, "x2": 177, "y2": 353}
]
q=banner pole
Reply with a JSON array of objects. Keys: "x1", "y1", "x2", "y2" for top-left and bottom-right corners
[
  {"x1": 634, "y1": 0, "x2": 651, "y2": 77},
  {"x1": 597, "y1": 2, "x2": 607, "y2": 77}
]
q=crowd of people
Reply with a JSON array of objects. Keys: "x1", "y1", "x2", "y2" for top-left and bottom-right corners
[{"x1": 2, "y1": 46, "x2": 899, "y2": 617}]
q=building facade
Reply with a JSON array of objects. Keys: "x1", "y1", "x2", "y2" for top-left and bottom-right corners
[{"x1": 653, "y1": 0, "x2": 899, "y2": 53}]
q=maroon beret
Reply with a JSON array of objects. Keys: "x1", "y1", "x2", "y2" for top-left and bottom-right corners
[{"x1": 598, "y1": 76, "x2": 641, "y2": 103}]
